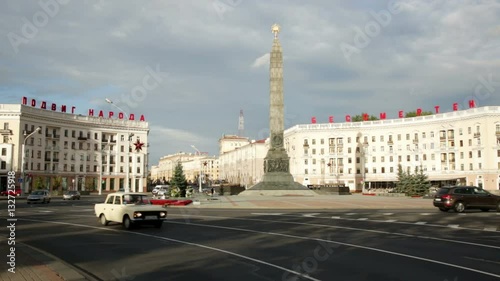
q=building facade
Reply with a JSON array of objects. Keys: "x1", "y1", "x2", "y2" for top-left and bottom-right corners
[
  {"x1": 285, "y1": 106, "x2": 500, "y2": 191},
  {"x1": 152, "y1": 152, "x2": 219, "y2": 186},
  {"x1": 0, "y1": 104, "x2": 149, "y2": 194}
]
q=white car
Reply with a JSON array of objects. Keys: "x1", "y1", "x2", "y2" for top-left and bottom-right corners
[
  {"x1": 94, "y1": 192, "x2": 167, "y2": 229},
  {"x1": 27, "y1": 190, "x2": 51, "y2": 204}
]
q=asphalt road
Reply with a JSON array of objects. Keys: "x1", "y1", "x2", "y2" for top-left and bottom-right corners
[{"x1": 1, "y1": 197, "x2": 500, "y2": 281}]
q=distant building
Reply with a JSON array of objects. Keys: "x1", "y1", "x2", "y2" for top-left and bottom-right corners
[
  {"x1": 0, "y1": 103, "x2": 149, "y2": 193},
  {"x1": 153, "y1": 152, "x2": 219, "y2": 185}
]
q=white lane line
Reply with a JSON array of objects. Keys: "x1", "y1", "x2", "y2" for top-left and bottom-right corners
[
  {"x1": 303, "y1": 213, "x2": 321, "y2": 217},
  {"x1": 345, "y1": 213, "x2": 356, "y2": 215},
  {"x1": 357, "y1": 218, "x2": 368, "y2": 221},
  {"x1": 21, "y1": 218, "x2": 500, "y2": 279},
  {"x1": 38, "y1": 210, "x2": 54, "y2": 213},
  {"x1": 415, "y1": 222, "x2": 427, "y2": 225},
  {"x1": 483, "y1": 227, "x2": 497, "y2": 232},
  {"x1": 420, "y1": 213, "x2": 432, "y2": 216},
  {"x1": 382, "y1": 213, "x2": 394, "y2": 216},
  {"x1": 458, "y1": 213, "x2": 467, "y2": 216},
  {"x1": 171, "y1": 214, "x2": 500, "y2": 250},
  {"x1": 18, "y1": 218, "x2": 321, "y2": 281},
  {"x1": 448, "y1": 224, "x2": 460, "y2": 228},
  {"x1": 385, "y1": 219, "x2": 397, "y2": 222},
  {"x1": 251, "y1": 213, "x2": 284, "y2": 216},
  {"x1": 164, "y1": 219, "x2": 500, "y2": 279},
  {"x1": 331, "y1": 216, "x2": 341, "y2": 219}
]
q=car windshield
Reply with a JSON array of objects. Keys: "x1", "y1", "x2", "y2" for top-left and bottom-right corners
[
  {"x1": 31, "y1": 191, "x2": 44, "y2": 195},
  {"x1": 123, "y1": 195, "x2": 150, "y2": 205}
]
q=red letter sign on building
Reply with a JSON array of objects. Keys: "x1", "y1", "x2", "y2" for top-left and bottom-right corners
[
  {"x1": 453, "y1": 102, "x2": 458, "y2": 111},
  {"x1": 469, "y1": 100, "x2": 476, "y2": 108},
  {"x1": 380, "y1": 112, "x2": 386, "y2": 120},
  {"x1": 434, "y1": 105, "x2": 440, "y2": 113},
  {"x1": 416, "y1": 108, "x2": 422, "y2": 116},
  {"x1": 398, "y1": 111, "x2": 404, "y2": 118},
  {"x1": 311, "y1": 117, "x2": 316, "y2": 124},
  {"x1": 329, "y1": 116, "x2": 334, "y2": 123},
  {"x1": 362, "y1": 113, "x2": 369, "y2": 121},
  {"x1": 345, "y1": 115, "x2": 351, "y2": 122}
]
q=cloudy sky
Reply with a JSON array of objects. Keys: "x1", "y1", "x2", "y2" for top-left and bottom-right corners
[{"x1": 2, "y1": 0, "x2": 500, "y2": 165}]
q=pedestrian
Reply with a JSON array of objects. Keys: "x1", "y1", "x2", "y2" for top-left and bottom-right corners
[{"x1": 211, "y1": 187, "x2": 214, "y2": 197}]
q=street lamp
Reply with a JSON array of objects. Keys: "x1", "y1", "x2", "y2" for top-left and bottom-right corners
[
  {"x1": 106, "y1": 98, "x2": 133, "y2": 192},
  {"x1": 21, "y1": 126, "x2": 41, "y2": 195},
  {"x1": 191, "y1": 145, "x2": 203, "y2": 193}
]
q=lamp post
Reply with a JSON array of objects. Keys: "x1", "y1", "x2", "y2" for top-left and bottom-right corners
[
  {"x1": 105, "y1": 98, "x2": 133, "y2": 192},
  {"x1": 191, "y1": 145, "x2": 203, "y2": 193},
  {"x1": 21, "y1": 126, "x2": 41, "y2": 195}
]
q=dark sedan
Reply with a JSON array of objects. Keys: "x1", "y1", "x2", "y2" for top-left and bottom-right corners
[{"x1": 433, "y1": 185, "x2": 500, "y2": 213}]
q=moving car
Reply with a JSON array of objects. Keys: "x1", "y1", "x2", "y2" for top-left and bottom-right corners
[
  {"x1": 1, "y1": 188, "x2": 21, "y2": 196},
  {"x1": 27, "y1": 190, "x2": 51, "y2": 204},
  {"x1": 63, "y1": 190, "x2": 81, "y2": 200},
  {"x1": 94, "y1": 192, "x2": 167, "y2": 229},
  {"x1": 433, "y1": 185, "x2": 500, "y2": 213}
]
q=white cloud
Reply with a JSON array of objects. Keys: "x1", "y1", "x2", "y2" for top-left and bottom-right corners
[
  {"x1": 251, "y1": 53, "x2": 269, "y2": 68},
  {"x1": 1, "y1": 0, "x2": 499, "y2": 163}
]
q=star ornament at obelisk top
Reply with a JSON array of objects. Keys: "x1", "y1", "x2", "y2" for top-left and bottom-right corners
[
  {"x1": 133, "y1": 139, "x2": 145, "y2": 152},
  {"x1": 271, "y1": 23, "x2": 280, "y2": 39}
]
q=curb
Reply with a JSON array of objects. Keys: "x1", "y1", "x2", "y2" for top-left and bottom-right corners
[{"x1": 19, "y1": 242, "x2": 97, "y2": 281}]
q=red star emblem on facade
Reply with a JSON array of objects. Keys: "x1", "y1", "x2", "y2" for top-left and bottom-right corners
[{"x1": 133, "y1": 139, "x2": 145, "y2": 152}]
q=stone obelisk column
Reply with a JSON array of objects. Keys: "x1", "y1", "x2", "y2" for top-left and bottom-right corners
[{"x1": 241, "y1": 24, "x2": 314, "y2": 195}]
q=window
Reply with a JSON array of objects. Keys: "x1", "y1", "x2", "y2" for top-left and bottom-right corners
[
  {"x1": 304, "y1": 169, "x2": 308, "y2": 175},
  {"x1": 406, "y1": 134, "x2": 410, "y2": 140},
  {"x1": 468, "y1": 127, "x2": 471, "y2": 134},
  {"x1": 304, "y1": 159, "x2": 308, "y2": 165},
  {"x1": 312, "y1": 139, "x2": 316, "y2": 145},
  {"x1": 478, "y1": 151, "x2": 482, "y2": 158},
  {"x1": 389, "y1": 156, "x2": 393, "y2": 162},
  {"x1": 381, "y1": 167, "x2": 385, "y2": 173},
  {"x1": 469, "y1": 151, "x2": 473, "y2": 158},
  {"x1": 381, "y1": 156, "x2": 385, "y2": 162},
  {"x1": 380, "y1": 136, "x2": 384, "y2": 142},
  {"x1": 397, "y1": 134, "x2": 401, "y2": 141},
  {"x1": 407, "y1": 155, "x2": 410, "y2": 161},
  {"x1": 346, "y1": 138, "x2": 350, "y2": 144},
  {"x1": 372, "y1": 156, "x2": 376, "y2": 162},
  {"x1": 312, "y1": 159, "x2": 316, "y2": 165},
  {"x1": 312, "y1": 149, "x2": 316, "y2": 155},
  {"x1": 422, "y1": 132, "x2": 426, "y2": 138},
  {"x1": 430, "y1": 131, "x2": 434, "y2": 138},
  {"x1": 0, "y1": 161, "x2": 6, "y2": 169},
  {"x1": 321, "y1": 148, "x2": 325, "y2": 154},
  {"x1": 423, "y1": 154, "x2": 427, "y2": 161},
  {"x1": 72, "y1": 130, "x2": 75, "y2": 138},
  {"x1": 1, "y1": 148, "x2": 6, "y2": 156},
  {"x1": 459, "y1": 128, "x2": 463, "y2": 135}
]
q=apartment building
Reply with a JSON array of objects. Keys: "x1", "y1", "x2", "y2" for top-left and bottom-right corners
[
  {"x1": 285, "y1": 106, "x2": 500, "y2": 191},
  {"x1": 0, "y1": 103, "x2": 149, "y2": 193}
]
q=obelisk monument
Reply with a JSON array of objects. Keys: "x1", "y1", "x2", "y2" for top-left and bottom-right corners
[{"x1": 240, "y1": 24, "x2": 316, "y2": 196}]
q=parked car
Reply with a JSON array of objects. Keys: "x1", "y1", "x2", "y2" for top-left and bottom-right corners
[
  {"x1": 63, "y1": 190, "x2": 81, "y2": 200},
  {"x1": 94, "y1": 192, "x2": 167, "y2": 229},
  {"x1": 433, "y1": 186, "x2": 500, "y2": 213},
  {"x1": 152, "y1": 185, "x2": 170, "y2": 197},
  {"x1": 1, "y1": 188, "x2": 21, "y2": 196},
  {"x1": 27, "y1": 190, "x2": 51, "y2": 204}
]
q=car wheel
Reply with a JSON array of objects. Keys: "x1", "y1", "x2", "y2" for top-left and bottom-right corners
[
  {"x1": 123, "y1": 216, "x2": 133, "y2": 230},
  {"x1": 100, "y1": 214, "x2": 109, "y2": 226},
  {"x1": 454, "y1": 201, "x2": 465, "y2": 213},
  {"x1": 439, "y1": 207, "x2": 449, "y2": 212},
  {"x1": 480, "y1": 208, "x2": 489, "y2": 212},
  {"x1": 154, "y1": 221, "x2": 163, "y2": 228}
]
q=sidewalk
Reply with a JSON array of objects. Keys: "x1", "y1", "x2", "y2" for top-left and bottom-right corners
[
  {"x1": 185, "y1": 193, "x2": 436, "y2": 209},
  {"x1": 1, "y1": 243, "x2": 89, "y2": 281}
]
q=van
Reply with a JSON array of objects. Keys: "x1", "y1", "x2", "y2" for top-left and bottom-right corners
[{"x1": 152, "y1": 185, "x2": 170, "y2": 196}]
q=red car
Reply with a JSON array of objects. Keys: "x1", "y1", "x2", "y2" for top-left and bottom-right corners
[{"x1": 1, "y1": 189, "x2": 22, "y2": 196}]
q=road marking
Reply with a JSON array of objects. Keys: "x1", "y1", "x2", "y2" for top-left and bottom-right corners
[
  {"x1": 302, "y1": 213, "x2": 320, "y2": 217},
  {"x1": 483, "y1": 227, "x2": 497, "y2": 232},
  {"x1": 458, "y1": 213, "x2": 467, "y2": 216},
  {"x1": 18, "y1": 219, "x2": 321, "y2": 281},
  {"x1": 38, "y1": 210, "x2": 54, "y2": 213},
  {"x1": 415, "y1": 222, "x2": 427, "y2": 225},
  {"x1": 382, "y1": 213, "x2": 394, "y2": 216},
  {"x1": 448, "y1": 224, "x2": 460, "y2": 228},
  {"x1": 345, "y1": 213, "x2": 356, "y2": 215},
  {"x1": 420, "y1": 213, "x2": 432, "y2": 216},
  {"x1": 385, "y1": 219, "x2": 397, "y2": 222},
  {"x1": 20, "y1": 218, "x2": 500, "y2": 280},
  {"x1": 331, "y1": 216, "x2": 341, "y2": 219},
  {"x1": 251, "y1": 213, "x2": 284, "y2": 216},
  {"x1": 357, "y1": 218, "x2": 368, "y2": 221}
]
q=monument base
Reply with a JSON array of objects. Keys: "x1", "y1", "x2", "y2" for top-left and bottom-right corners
[{"x1": 239, "y1": 172, "x2": 319, "y2": 196}]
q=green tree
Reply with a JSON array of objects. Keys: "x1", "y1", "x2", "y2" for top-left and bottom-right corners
[
  {"x1": 395, "y1": 164, "x2": 431, "y2": 196},
  {"x1": 405, "y1": 111, "x2": 433, "y2": 118},
  {"x1": 53, "y1": 176, "x2": 62, "y2": 190},
  {"x1": 352, "y1": 114, "x2": 380, "y2": 122},
  {"x1": 171, "y1": 162, "x2": 188, "y2": 197},
  {"x1": 34, "y1": 177, "x2": 45, "y2": 190}
]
